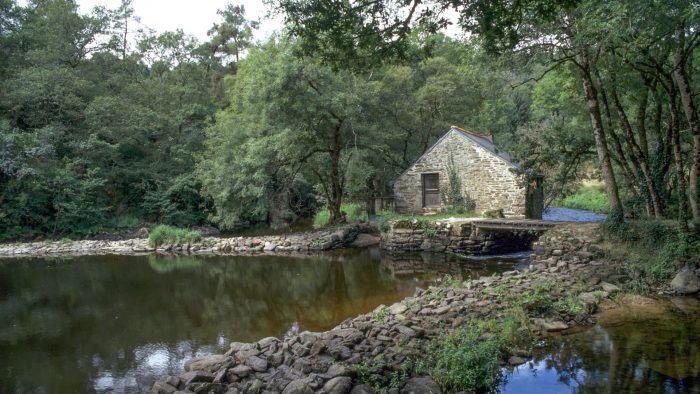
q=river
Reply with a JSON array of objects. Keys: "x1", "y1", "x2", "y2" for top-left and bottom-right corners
[{"x1": 0, "y1": 248, "x2": 524, "y2": 393}]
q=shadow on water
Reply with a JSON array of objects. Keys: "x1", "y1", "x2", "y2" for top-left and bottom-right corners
[
  {"x1": 0, "y1": 248, "x2": 524, "y2": 393},
  {"x1": 501, "y1": 297, "x2": 700, "y2": 394}
]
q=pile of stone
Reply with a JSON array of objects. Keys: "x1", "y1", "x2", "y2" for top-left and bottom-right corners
[{"x1": 0, "y1": 223, "x2": 379, "y2": 258}]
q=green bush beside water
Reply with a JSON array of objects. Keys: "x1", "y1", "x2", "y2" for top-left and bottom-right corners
[
  {"x1": 416, "y1": 309, "x2": 530, "y2": 393},
  {"x1": 313, "y1": 203, "x2": 367, "y2": 228},
  {"x1": 555, "y1": 185, "x2": 609, "y2": 213},
  {"x1": 603, "y1": 220, "x2": 700, "y2": 293},
  {"x1": 148, "y1": 225, "x2": 202, "y2": 247}
]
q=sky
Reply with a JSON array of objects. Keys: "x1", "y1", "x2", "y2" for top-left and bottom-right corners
[{"x1": 75, "y1": 0, "x2": 283, "y2": 43}]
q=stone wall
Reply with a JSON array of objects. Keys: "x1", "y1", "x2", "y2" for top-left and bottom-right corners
[
  {"x1": 380, "y1": 219, "x2": 538, "y2": 255},
  {"x1": 393, "y1": 129, "x2": 527, "y2": 217}
]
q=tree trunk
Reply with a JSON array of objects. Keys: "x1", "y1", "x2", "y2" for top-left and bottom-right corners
[
  {"x1": 668, "y1": 85, "x2": 689, "y2": 229},
  {"x1": 673, "y1": 21, "x2": 700, "y2": 222},
  {"x1": 576, "y1": 51, "x2": 623, "y2": 218},
  {"x1": 327, "y1": 124, "x2": 345, "y2": 224},
  {"x1": 609, "y1": 83, "x2": 664, "y2": 218}
]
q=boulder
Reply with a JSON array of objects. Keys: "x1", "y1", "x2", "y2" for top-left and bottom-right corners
[
  {"x1": 179, "y1": 370, "x2": 214, "y2": 385},
  {"x1": 670, "y1": 266, "x2": 700, "y2": 294},
  {"x1": 400, "y1": 377, "x2": 441, "y2": 394},
  {"x1": 184, "y1": 355, "x2": 233, "y2": 373},
  {"x1": 600, "y1": 282, "x2": 620, "y2": 293},
  {"x1": 245, "y1": 355, "x2": 268, "y2": 372},
  {"x1": 282, "y1": 378, "x2": 314, "y2": 394},
  {"x1": 322, "y1": 377, "x2": 353, "y2": 394},
  {"x1": 350, "y1": 384, "x2": 374, "y2": 394},
  {"x1": 350, "y1": 234, "x2": 380, "y2": 248}
]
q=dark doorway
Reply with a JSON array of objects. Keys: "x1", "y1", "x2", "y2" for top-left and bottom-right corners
[{"x1": 422, "y1": 173, "x2": 440, "y2": 208}]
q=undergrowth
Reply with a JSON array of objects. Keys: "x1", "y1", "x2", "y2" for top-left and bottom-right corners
[
  {"x1": 416, "y1": 308, "x2": 531, "y2": 393},
  {"x1": 602, "y1": 219, "x2": 700, "y2": 293},
  {"x1": 313, "y1": 203, "x2": 366, "y2": 228},
  {"x1": 554, "y1": 185, "x2": 609, "y2": 213},
  {"x1": 148, "y1": 225, "x2": 202, "y2": 247}
]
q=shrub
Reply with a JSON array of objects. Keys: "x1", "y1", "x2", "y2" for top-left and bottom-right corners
[
  {"x1": 148, "y1": 225, "x2": 202, "y2": 247},
  {"x1": 417, "y1": 311, "x2": 529, "y2": 393},
  {"x1": 313, "y1": 202, "x2": 366, "y2": 228},
  {"x1": 555, "y1": 185, "x2": 609, "y2": 213},
  {"x1": 602, "y1": 220, "x2": 700, "y2": 293}
]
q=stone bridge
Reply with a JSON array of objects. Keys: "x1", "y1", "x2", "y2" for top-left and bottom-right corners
[{"x1": 380, "y1": 218, "x2": 569, "y2": 255}]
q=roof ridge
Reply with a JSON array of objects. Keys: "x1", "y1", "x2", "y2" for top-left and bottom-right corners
[{"x1": 450, "y1": 125, "x2": 493, "y2": 142}]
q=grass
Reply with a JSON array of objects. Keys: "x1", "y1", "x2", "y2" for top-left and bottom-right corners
[
  {"x1": 601, "y1": 220, "x2": 700, "y2": 293},
  {"x1": 416, "y1": 309, "x2": 530, "y2": 393},
  {"x1": 376, "y1": 209, "x2": 478, "y2": 233},
  {"x1": 554, "y1": 185, "x2": 610, "y2": 213},
  {"x1": 148, "y1": 224, "x2": 202, "y2": 247},
  {"x1": 313, "y1": 202, "x2": 367, "y2": 228}
]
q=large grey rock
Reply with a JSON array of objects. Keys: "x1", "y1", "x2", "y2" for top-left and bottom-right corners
[
  {"x1": 322, "y1": 364, "x2": 356, "y2": 380},
  {"x1": 350, "y1": 233, "x2": 380, "y2": 248},
  {"x1": 322, "y1": 377, "x2": 353, "y2": 394},
  {"x1": 282, "y1": 378, "x2": 314, "y2": 394},
  {"x1": 600, "y1": 282, "x2": 620, "y2": 293},
  {"x1": 400, "y1": 377, "x2": 441, "y2": 394},
  {"x1": 245, "y1": 355, "x2": 268, "y2": 372},
  {"x1": 150, "y1": 380, "x2": 177, "y2": 394},
  {"x1": 184, "y1": 355, "x2": 233, "y2": 373},
  {"x1": 671, "y1": 266, "x2": 700, "y2": 294},
  {"x1": 179, "y1": 370, "x2": 214, "y2": 385},
  {"x1": 350, "y1": 385, "x2": 374, "y2": 394}
]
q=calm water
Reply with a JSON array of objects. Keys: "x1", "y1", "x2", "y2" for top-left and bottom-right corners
[
  {"x1": 502, "y1": 298, "x2": 700, "y2": 393},
  {"x1": 0, "y1": 248, "x2": 523, "y2": 393}
]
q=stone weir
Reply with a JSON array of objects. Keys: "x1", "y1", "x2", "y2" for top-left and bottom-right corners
[
  {"x1": 380, "y1": 218, "x2": 547, "y2": 255},
  {"x1": 151, "y1": 223, "x2": 628, "y2": 394},
  {"x1": 0, "y1": 223, "x2": 379, "y2": 258}
]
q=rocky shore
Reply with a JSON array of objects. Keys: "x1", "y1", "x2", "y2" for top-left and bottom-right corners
[
  {"x1": 150, "y1": 223, "x2": 690, "y2": 394},
  {"x1": 0, "y1": 223, "x2": 379, "y2": 258}
]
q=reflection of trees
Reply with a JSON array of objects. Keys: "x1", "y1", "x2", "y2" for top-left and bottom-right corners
[
  {"x1": 528, "y1": 312, "x2": 700, "y2": 393},
  {"x1": 0, "y1": 250, "x2": 434, "y2": 393}
]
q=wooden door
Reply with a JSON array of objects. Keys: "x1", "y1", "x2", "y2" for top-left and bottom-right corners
[{"x1": 422, "y1": 173, "x2": 440, "y2": 207}]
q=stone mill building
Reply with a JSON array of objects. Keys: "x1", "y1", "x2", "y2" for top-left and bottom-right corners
[{"x1": 392, "y1": 126, "x2": 543, "y2": 219}]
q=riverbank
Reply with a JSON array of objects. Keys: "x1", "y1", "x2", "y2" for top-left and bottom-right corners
[
  {"x1": 0, "y1": 223, "x2": 379, "y2": 258},
  {"x1": 150, "y1": 223, "x2": 699, "y2": 394}
]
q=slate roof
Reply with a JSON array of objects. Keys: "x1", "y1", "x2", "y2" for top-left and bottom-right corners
[{"x1": 391, "y1": 126, "x2": 517, "y2": 185}]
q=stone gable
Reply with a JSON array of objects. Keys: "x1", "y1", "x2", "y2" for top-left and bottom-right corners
[{"x1": 393, "y1": 128, "x2": 527, "y2": 217}]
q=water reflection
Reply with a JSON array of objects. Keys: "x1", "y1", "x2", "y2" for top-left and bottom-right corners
[
  {"x1": 502, "y1": 298, "x2": 700, "y2": 393},
  {"x1": 0, "y1": 249, "x2": 523, "y2": 393}
]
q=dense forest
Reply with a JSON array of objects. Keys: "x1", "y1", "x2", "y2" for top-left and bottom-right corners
[{"x1": 1, "y1": 0, "x2": 699, "y2": 240}]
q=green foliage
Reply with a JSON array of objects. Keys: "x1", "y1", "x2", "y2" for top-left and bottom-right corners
[
  {"x1": 441, "y1": 153, "x2": 476, "y2": 214},
  {"x1": 372, "y1": 306, "x2": 390, "y2": 323},
  {"x1": 148, "y1": 225, "x2": 202, "y2": 248},
  {"x1": 555, "y1": 185, "x2": 610, "y2": 214},
  {"x1": 517, "y1": 280, "x2": 555, "y2": 315},
  {"x1": 554, "y1": 295, "x2": 584, "y2": 316},
  {"x1": 417, "y1": 311, "x2": 529, "y2": 393},
  {"x1": 602, "y1": 221, "x2": 700, "y2": 293},
  {"x1": 438, "y1": 274, "x2": 464, "y2": 288},
  {"x1": 313, "y1": 203, "x2": 366, "y2": 229}
]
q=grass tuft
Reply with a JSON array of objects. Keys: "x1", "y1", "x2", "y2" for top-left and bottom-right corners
[{"x1": 148, "y1": 225, "x2": 202, "y2": 247}]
